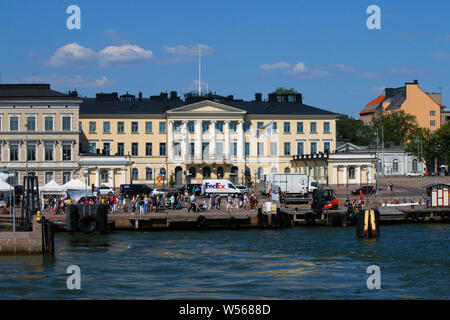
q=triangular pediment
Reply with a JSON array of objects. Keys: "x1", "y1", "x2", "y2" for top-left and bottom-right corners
[{"x1": 166, "y1": 100, "x2": 246, "y2": 114}]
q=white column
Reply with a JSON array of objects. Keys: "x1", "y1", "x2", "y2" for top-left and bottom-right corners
[
  {"x1": 357, "y1": 166, "x2": 361, "y2": 185},
  {"x1": 168, "y1": 120, "x2": 174, "y2": 162},
  {"x1": 333, "y1": 166, "x2": 338, "y2": 185},
  {"x1": 224, "y1": 120, "x2": 230, "y2": 159},
  {"x1": 95, "y1": 168, "x2": 100, "y2": 187},
  {"x1": 110, "y1": 169, "x2": 115, "y2": 188},
  {"x1": 368, "y1": 165, "x2": 373, "y2": 183},
  {"x1": 121, "y1": 168, "x2": 126, "y2": 184},
  {"x1": 210, "y1": 120, "x2": 216, "y2": 159},
  {"x1": 195, "y1": 120, "x2": 202, "y2": 160},
  {"x1": 237, "y1": 120, "x2": 244, "y2": 161},
  {"x1": 343, "y1": 165, "x2": 348, "y2": 185},
  {"x1": 181, "y1": 120, "x2": 188, "y2": 161}
]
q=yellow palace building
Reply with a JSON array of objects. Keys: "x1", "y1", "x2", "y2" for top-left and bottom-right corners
[{"x1": 78, "y1": 90, "x2": 338, "y2": 189}]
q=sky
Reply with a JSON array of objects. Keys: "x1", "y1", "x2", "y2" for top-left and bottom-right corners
[{"x1": 0, "y1": 0, "x2": 449, "y2": 117}]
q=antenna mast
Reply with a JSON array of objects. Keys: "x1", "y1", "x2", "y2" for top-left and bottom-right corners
[{"x1": 198, "y1": 44, "x2": 202, "y2": 96}]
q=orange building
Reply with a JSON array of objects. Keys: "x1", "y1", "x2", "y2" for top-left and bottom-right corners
[{"x1": 360, "y1": 80, "x2": 446, "y2": 131}]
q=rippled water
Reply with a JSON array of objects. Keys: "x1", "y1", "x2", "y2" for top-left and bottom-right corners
[{"x1": 0, "y1": 224, "x2": 448, "y2": 299}]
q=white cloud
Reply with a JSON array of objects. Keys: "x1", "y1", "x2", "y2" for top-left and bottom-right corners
[
  {"x1": 99, "y1": 44, "x2": 154, "y2": 66},
  {"x1": 163, "y1": 44, "x2": 214, "y2": 56},
  {"x1": 44, "y1": 43, "x2": 97, "y2": 67},
  {"x1": 259, "y1": 61, "x2": 291, "y2": 71},
  {"x1": 102, "y1": 29, "x2": 129, "y2": 45},
  {"x1": 289, "y1": 62, "x2": 308, "y2": 74},
  {"x1": 389, "y1": 67, "x2": 418, "y2": 74},
  {"x1": 371, "y1": 86, "x2": 387, "y2": 94},
  {"x1": 429, "y1": 52, "x2": 450, "y2": 59},
  {"x1": 22, "y1": 74, "x2": 117, "y2": 89},
  {"x1": 182, "y1": 80, "x2": 210, "y2": 94}
]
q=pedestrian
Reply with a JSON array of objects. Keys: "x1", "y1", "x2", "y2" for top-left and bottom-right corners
[
  {"x1": 170, "y1": 194, "x2": 176, "y2": 209},
  {"x1": 188, "y1": 193, "x2": 197, "y2": 213},
  {"x1": 226, "y1": 194, "x2": 233, "y2": 212},
  {"x1": 389, "y1": 181, "x2": 393, "y2": 192}
]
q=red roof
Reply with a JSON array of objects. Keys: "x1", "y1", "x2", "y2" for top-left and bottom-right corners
[{"x1": 360, "y1": 94, "x2": 386, "y2": 115}]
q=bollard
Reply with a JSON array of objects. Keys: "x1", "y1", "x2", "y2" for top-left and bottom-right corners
[{"x1": 357, "y1": 209, "x2": 380, "y2": 238}]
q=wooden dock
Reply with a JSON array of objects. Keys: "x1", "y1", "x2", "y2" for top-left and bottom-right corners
[{"x1": 40, "y1": 205, "x2": 449, "y2": 232}]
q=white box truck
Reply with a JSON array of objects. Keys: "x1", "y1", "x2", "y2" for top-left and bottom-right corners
[
  {"x1": 265, "y1": 174, "x2": 317, "y2": 198},
  {"x1": 201, "y1": 179, "x2": 241, "y2": 196}
]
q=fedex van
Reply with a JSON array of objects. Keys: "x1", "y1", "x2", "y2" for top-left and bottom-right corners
[{"x1": 201, "y1": 179, "x2": 240, "y2": 196}]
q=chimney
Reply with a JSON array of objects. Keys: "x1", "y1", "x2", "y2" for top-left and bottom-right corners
[
  {"x1": 255, "y1": 93, "x2": 262, "y2": 102},
  {"x1": 295, "y1": 94, "x2": 302, "y2": 104},
  {"x1": 268, "y1": 93, "x2": 277, "y2": 102},
  {"x1": 227, "y1": 95, "x2": 234, "y2": 101},
  {"x1": 138, "y1": 92, "x2": 143, "y2": 101},
  {"x1": 170, "y1": 91, "x2": 178, "y2": 100},
  {"x1": 413, "y1": 80, "x2": 418, "y2": 84},
  {"x1": 160, "y1": 92, "x2": 168, "y2": 101}
]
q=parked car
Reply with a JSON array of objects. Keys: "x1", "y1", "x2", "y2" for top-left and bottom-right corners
[
  {"x1": 119, "y1": 184, "x2": 152, "y2": 197},
  {"x1": 235, "y1": 184, "x2": 249, "y2": 195},
  {"x1": 78, "y1": 196, "x2": 97, "y2": 204},
  {"x1": 406, "y1": 171, "x2": 424, "y2": 178},
  {"x1": 96, "y1": 185, "x2": 114, "y2": 195},
  {"x1": 176, "y1": 185, "x2": 202, "y2": 196},
  {"x1": 351, "y1": 185, "x2": 376, "y2": 195},
  {"x1": 151, "y1": 188, "x2": 172, "y2": 197}
]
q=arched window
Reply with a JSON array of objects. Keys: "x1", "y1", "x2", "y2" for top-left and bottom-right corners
[
  {"x1": 188, "y1": 167, "x2": 196, "y2": 179},
  {"x1": 284, "y1": 167, "x2": 291, "y2": 174},
  {"x1": 271, "y1": 167, "x2": 278, "y2": 174},
  {"x1": 131, "y1": 168, "x2": 139, "y2": 180},
  {"x1": 257, "y1": 167, "x2": 264, "y2": 179},
  {"x1": 100, "y1": 170, "x2": 108, "y2": 183},
  {"x1": 145, "y1": 168, "x2": 153, "y2": 180},
  {"x1": 203, "y1": 166, "x2": 211, "y2": 178},
  {"x1": 412, "y1": 159, "x2": 418, "y2": 172},
  {"x1": 159, "y1": 167, "x2": 166, "y2": 178},
  {"x1": 392, "y1": 159, "x2": 399, "y2": 173},
  {"x1": 348, "y1": 167, "x2": 355, "y2": 179},
  {"x1": 217, "y1": 167, "x2": 224, "y2": 178},
  {"x1": 245, "y1": 166, "x2": 251, "y2": 177}
]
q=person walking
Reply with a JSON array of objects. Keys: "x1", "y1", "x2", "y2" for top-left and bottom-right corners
[
  {"x1": 226, "y1": 194, "x2": 233, "y2": 212},
  {"x1": 188, "y1": 193, "x2": 197, "y2": 213}
]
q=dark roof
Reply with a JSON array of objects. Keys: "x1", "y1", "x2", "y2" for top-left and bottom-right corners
[
  {"x1": 79, "y1": 97, "x2": 336, "y2": 116},
  {"x1": 0, "y1": 84, "x2": 80, "y2": 100}
]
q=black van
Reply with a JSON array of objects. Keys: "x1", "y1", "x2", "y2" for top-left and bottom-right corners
[{"x1": 120, "y1": 184, "x2": 152, "y2": 197}]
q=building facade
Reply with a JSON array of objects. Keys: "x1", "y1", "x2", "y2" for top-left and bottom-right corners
[
  {"x1": 78, "y1": 91, "x2": 338, "y2": 188},
  {"x1": 0, "y1": 84, "x2": 82, "y2": 186},
  {"x1": 360, "y1": 80, "x2": 445, "y2": 131}
]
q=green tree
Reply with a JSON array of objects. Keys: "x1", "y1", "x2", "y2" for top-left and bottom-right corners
[
  {"x1": 371, "y1": 110, "x2": 418, "y2": 145},
  {"x1": 408, "y1": 122, "x2": 450, "y2": 169},
  {"x1": 274, "y1": 87, "x2": 298, "y2": 94},
  {"x1": 336, "y1": 114, "x2": 374, "y2": 146}
]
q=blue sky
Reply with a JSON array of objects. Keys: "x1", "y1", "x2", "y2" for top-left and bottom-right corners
[{"x1": 1, "y1": 0, "x2": 449, "y2": 117}]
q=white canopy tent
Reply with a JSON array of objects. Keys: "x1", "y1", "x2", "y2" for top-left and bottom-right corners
[
  {"x1": 40, "y1": 180, "x2": 66, "y2": 197},
  {"x1": 63, "y1": 179, "x2": 88, "y2": 190},
  {"x1": 63, "y1": 179, "x2": 91, "y2": 202},
  {"x1": 0, "y1": 179, "x2": 13, "y2": 192},
  {"x1": 0, "y1": 172, "x2": 14, "y2": 182}
]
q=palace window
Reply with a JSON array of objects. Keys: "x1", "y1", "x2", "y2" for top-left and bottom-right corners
[
  {"x1": 27, "y1": 145, "x2": 36, "y2": 161},
  {"x1": 89, "y1": 121, "x2": 96, "y2": 133},
  {"x1": 284, "y1": 122, "x2": 290, "y2": 133},
  {"x1": 145, "y1": 121, "x2": 152, "y2": 133},
  {"x1": 27, "y1": 116, "x2": 36, "y2": 131},
  {"x1": 103, "y1": 121, "x2": 110, "y2": 133},
  {"x1": 62, "y1": 144, "x2": 71, "y2": 161},
  {"x1": 131, "y1": 168, "x2": 139, "y2": 181},
  {"x1": 348, "y1": 167, "x2": 355, "y2": 179},
  {"x1": 117, "y1": 143, "x2": 124, "y2": 156},
  {"x1": 45, "y1": 145, "x2": 54, "y2": 161},
  {"x1": 10, "y1": 116, "x2": 19, "y2": 131},
  {"x1": 145, "y1": 143, "x2": 152, "y2": 156},
  {"x1": 131, "y1": 122, "x2": 138, "y2": 133},
  {"x1": 159, "y1": 122, "x2": 166, "y2": 133},
  {"x1": 62, "y1": 116, "x2": 71, "y2": 131},
  {"x1": 146, "y1": 168, "x2": 153, "y2": 180},
  {"x1": 10, "y1": 144, "x2": 19, "y2": 161},
  {"x1": 297, "y1": 122, "x2": 303, "y2": 133},
  {"x1": 324, "y1": 122, "x2": 330, "y2": 133},
  {"x1": 310, "y1": 122, "x2": 317, "y2": 133},
  {"x1": 160, "y1": 143, "x2": 166, "y2": 156},
  {"x1": 297, "y1": 142, "x2": 304, "y2": 155},
  {"x1": 284, "y1": 142, "x2": 291, "y2": 155},
  {"x1": 45, "y1": 116, "x2": 54, "y2": 131},
  {"x1": 117, "y1": 121, "x2": 124, "y2": 133},
  {"x1": 132, "y1": 143, "x2": 138, "y2": 156}
]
